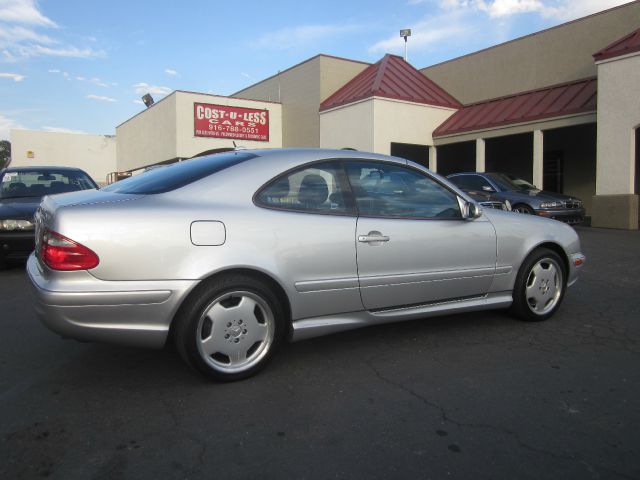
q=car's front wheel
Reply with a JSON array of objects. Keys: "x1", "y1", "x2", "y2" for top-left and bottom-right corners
[
  {"x1": 512, "y1": 203, "x2": 535, "y2": 214},
  {"x1": 510, "y1": 248, "x2": 566, "y2": 322},
  {"x1": 174, "y1": 274, "x2": 285, "y2": 381}
]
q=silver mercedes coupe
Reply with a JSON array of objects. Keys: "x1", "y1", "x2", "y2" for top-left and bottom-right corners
[{"x1": 27, "y1": 149, "x2": 585, "y2": 381}]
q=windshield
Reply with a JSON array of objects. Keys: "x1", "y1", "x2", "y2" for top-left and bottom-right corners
[
  {"x1": 487, "y1": 173, "x2": 536, "y2": 191},
  {"x1": 502, "y1": 173, "x2": 537, "y2": 189},
  {"x1": 102, "y1": 152, "x2": 257, "y2": 194},
  {"x1": 0, "y1": 170, "x2": 97, "y2": 199}
]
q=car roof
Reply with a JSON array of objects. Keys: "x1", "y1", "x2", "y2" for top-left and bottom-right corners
[
  {"x1": 249, "y1": 148, "x2": 408, "y2": 164},
  {"x1": 1, "y1": 166, "x2": 90, "y2": 173}
]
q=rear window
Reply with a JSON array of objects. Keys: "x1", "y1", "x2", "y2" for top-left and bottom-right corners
[
  {"x1": 102, "y1": 152, "x2": 257, "y2": 194},
  {"x1": 0, "y1": 169, "x2": 96, "y2": 199}
]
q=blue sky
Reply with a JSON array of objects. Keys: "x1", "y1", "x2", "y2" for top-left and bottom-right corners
[{"x1": 0, "y1": 0, "x2": 633, "y2": 139}]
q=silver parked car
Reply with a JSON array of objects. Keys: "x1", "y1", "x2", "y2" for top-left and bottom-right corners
[{"x1": 28, "y1": 149, "x2": 585, "y2": 381}]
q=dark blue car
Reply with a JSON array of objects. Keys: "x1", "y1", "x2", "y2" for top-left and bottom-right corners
[
  {"x1": 447, "y1": 172, "x2": 585, "y2": 225},
  {"x1": 0, "y1": 166, "x2": 97, "y2": 268}
]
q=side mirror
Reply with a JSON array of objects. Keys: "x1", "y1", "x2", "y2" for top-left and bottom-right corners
[
  {"x1": 458, "y1": 197, "x2": 482, "y2": 219},
  {"x1": 482, "y1": 185, "x2": 495, "y2": 193},
  {"x1": 467, "y1": 202, "x2": 482, "y2": 219}
]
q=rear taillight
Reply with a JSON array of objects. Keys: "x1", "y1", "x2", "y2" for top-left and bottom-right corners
[{"x1": 42, "y1": 229, "x2": 99, "y2": 271}]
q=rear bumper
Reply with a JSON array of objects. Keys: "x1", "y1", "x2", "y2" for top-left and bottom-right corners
[
  {"x1": 0, "y1": 231, "x2": 34, "y2": 262},
  {"x1": 26, "y1": 254, "x2": 198, "y2": 348}
]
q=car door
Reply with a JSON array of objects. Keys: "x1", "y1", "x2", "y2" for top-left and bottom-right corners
[
  {"x1": 254, "y1": 161, "x2": 362, "y2": 320},
  {"x1": 346, "y1": 161, "x2": 497, "y2": 311}
]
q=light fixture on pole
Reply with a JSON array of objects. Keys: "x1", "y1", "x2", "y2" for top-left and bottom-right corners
[
  {"x1": 142, "y1": 93, "x2": 155, "y2": 108},
  {"x1": 400, "y1": 29, "x2": 412, "y2": 62}
]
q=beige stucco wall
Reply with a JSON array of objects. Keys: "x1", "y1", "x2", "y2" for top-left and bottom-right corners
[
  {"x1": 420, "y1": 2, "x2": 640, "y2": 104},
  {"x1": 9, "y1": 129, "x2": 116, "y2": 184},
  {"x1": 595, "y1": 53, "x2": 640, "y2": 196},
  {"x1": 372, "y1": 98, "x2": 457, "y2": 155},
  {"x1": 116, "y1": 94, "x2": 177, "y2": 171},
  {"x1": 233, "y1": 55, "x2": 369, "y2": 147},
  {"x1": 320, "y1": 97, "x2": 457, "y2": 155},
  {"x1": 116, "y1": 92, "x2": 282, "y2": 172},
  {"x1": 174, "y1": 92, "x2": 281, "y2": 159},
  {"x1": 320, "y1": 99, "x2": 375, "y2": 151}
]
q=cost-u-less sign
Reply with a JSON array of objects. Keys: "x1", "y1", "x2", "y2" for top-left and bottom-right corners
[{"x1": 194, "y1": 103, "x2": 269, "y2": 141}]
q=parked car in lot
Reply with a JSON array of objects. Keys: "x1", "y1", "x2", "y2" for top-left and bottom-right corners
[
  {"x1": 27, "y1": 149, "x2": 585, "y2": 381},
  {"x1": 0, "y1": 166, "x2": 97, "y2": 268},
  {"x1": 463, "y1": 189, "x2": 511, "y2": 211},
  {"x1": 447, "y1": 172, "x2": 585, "y2": 224}
]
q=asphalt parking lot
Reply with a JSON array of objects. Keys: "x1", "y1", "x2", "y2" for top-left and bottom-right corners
[{"x1": 0, "y1": 226, "x2": 638, "y2": 479}]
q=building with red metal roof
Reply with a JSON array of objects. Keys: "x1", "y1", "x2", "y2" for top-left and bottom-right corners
[
  {"x1": 593, "y1": 27, "x2": 640, "y2": 62},
  {"x1": 320, "y1": 54, "x2": 460, "y2": 112},
  {"x1": 11, "y1": 1, "x2": 640, "y2": 229}
]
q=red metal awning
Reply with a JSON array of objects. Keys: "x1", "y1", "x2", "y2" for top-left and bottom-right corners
[
  {"x1": 593, "y1": 27, "x2": 640, "y2": 62},
  {"x1": 433, "y1": 78, "x2": 597, "y2": 138},
  {"x1": 320, "y1": 54, "x2": 460, "y2": 111}
]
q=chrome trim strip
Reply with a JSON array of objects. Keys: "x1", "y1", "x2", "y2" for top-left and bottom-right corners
[
  {"x1": 43, "y1": 290, "x2": 172, "y2": 307},
  {"x1": 358, "y1": 267, "x2": 496, "y2": 288},
  {"x1": 495, "y1": 265, "x2": 512, "y2": 275},
  {"x1": 294, "y1": 277, "x2": 360, "y2": 292}
]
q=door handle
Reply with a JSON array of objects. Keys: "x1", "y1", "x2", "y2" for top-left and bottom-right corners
[{"x1": 358, "y1": 232, "x2": 390, "y2": 243}]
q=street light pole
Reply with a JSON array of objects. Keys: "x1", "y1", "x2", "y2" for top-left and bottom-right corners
[{"x1": 400, "y1": 29, "x2": 412, "y2": 62}]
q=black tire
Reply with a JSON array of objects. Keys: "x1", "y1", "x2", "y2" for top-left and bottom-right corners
[
  {"x1": 510, "y1": 248, "x2": 567, "y2": 322},
  {"x1": 512, "y1": 203, "x2": 535, "y2": 215},
  {"x1": 174, "y1": 274, "x2": 285, "y2": 381}
]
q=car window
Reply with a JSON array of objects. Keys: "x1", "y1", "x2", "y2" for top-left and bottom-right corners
[
  {"x1": 0, "y1": 170, "x2": 96, "y2": 199},
  {"x1": 485, "y1": 173, "x2": 523, "y2": 191},
  {"x1": 102, "y1": 151, "x2": 256, "y2": 194},
  {"x1": 346, "y1": 161, "x2": 461, "y2": 219},
  {"x1": 255, "y1": 162, "x2": 350, "y2": 214},
  {"x1": 503, "y1": 173, "x2": 536, "y2": 190},
  {"x1": 449, "y1": 174, "x2": 492, "y2": 192}
]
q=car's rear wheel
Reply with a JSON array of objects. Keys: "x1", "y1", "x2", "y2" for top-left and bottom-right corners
[
  {"x1": 174, "y1": 274, "x2": 284, "y2": 381},
  {"x1": 512, "y1": 203, "x2": 535, "y2": 215},
  {"x1": 510, "y1": 248, "x2": 566, "y2": 322}
]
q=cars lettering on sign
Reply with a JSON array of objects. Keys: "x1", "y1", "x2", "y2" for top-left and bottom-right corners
[{"x1": 194, "y1": 103, "x2": 269, "y2": 141}]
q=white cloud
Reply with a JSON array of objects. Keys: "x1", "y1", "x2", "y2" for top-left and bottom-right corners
[
  {"x1": 86, "y1": 94, "x2": 116, "y2": 103},
  {"x1": 252, "y1": 23, "x2": 362, "y2": 50},
  {"x1": 47, "y1": 68, "x2": 59, "y2": 73},
  {"x1": 431, "y1": 0, "x2": 631, "y2": 19},
  {"x1": 475, "y1": 0, "x2": 544, "y2": 17},
  {"x1": 0, "y1": 1, "x2": 104, "y2": 60},
  {"x1": 133, "y1": 82, "x2": 172, "y2": 96},
  {"x1": 540, "y1": 0, "x2": 632, "y2": 21},
  {"x1": 90, "y1": 77, "x2": 109, "y2": 88},
  {"x1": 0, "y1": 113, "x2": 23, "y2": 139},
  {"x1": 0, "y1": 71, "x2": 24, "y2": 81},
  {"x1": 42, "y1": 126, "x2": 85, "y2": 134},
  {"x1": 75, "y1": 76, "x2": 85, "y2": 81},
  {"x1": 0, "y1": 25, "x2": 56, "y2": 45},
  {"x1": 240, "y1": 72, "x2": 250, "y2": 78},
  {"x1": 369, "y1": 12, "x2": 466, "y2": 55},
  {"x1": 164, "y1": 68, "x2": 179, "y2": 76},
  {"x1": 17, "y1": 44, "x2": 102, "y2": 58},
  {"x1": 133, "y1": 99, "x2": 144, "y2": 105},
  {"x1": 0, "y1": 0, "x2": 56, "y2": 27}
]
